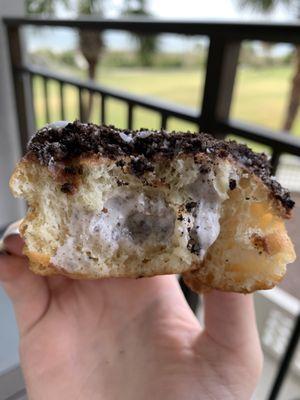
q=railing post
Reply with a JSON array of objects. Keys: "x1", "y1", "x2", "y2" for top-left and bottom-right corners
[
  {"x1": 5, "y1": 25, "x2": 35, "y2": 153},
  {"x1": 179, "y1": 276, "x2": 199, "y2": 314},
  {"x1": 267, "y1": 313, "x2": 300, "y2": 400},
  {"x1": 200, "y1": 35, "x2": 240, "y2": 137}
]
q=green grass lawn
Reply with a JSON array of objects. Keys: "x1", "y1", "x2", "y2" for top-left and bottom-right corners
[{"x1": 32, "y1": 64, "x2": 300, "y2": 153}]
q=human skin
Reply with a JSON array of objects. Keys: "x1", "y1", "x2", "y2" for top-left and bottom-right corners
[{"x1": 0, "y1": 234, "x2": 263, "y2": 400}]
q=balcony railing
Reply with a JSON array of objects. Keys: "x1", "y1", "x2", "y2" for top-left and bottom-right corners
[{"x1": 3, "y1": 17, "x2": 300, "y2": 400}]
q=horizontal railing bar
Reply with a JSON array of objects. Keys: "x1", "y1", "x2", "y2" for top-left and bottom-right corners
[
  {"x1": 216, "y1": 119, "x2": 300, "y2": 156},
  {"x1": 4, "y1": 17, "x2": 300, "y2": 43},
  {"x1": 19, "y1": 65, "x2": 199, "y2": 123},
  {"x1": 16, "y1": 65, "x2": 300, "y2": 155}
]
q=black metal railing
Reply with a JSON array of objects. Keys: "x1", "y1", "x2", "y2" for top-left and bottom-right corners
[
  {"x1": 3, "y1": 17, "x2": 300, "y2": 400},
  {"x1": 3, "y1": 18, "x2": 300, "y2": 167}
]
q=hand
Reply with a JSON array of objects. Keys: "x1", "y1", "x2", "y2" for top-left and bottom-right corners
[{"x1": 0, "y1": 234, "x2": 262, "y2": 400}]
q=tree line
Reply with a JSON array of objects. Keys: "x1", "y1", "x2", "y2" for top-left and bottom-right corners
[{"x1": 26, "y1": 0, "x2": 157, "y2": 120}]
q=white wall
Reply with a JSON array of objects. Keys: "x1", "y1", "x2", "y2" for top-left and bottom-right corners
[{"x1": 0, "y1": 0, "x2": 25, "y2": 228}]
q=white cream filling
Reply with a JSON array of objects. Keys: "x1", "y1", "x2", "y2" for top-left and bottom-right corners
[
  {"x1": 51, "y1": 163, "x2": 235, "y2": 272},
  {"x1": 186, "y1": 174, "x2": 224, "y2": 259},
  {"x1": 51, "y1": 189, "x2": 176, "y2": 271},
  {"x1": 90, "y1": 190, "x2": 176, "y2": 250},
  {"x1": 185, "y1": 162, "x2": 237, "y2": 259}
]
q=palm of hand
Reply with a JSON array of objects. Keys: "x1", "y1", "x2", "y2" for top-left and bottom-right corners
[{"x1": 1, "y1": 236, "x2": 262, "y2": 400}]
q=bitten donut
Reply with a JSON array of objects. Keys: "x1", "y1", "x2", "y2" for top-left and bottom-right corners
[{"x1": 10, "y1": 120, "x2": 296, "y2": 292}]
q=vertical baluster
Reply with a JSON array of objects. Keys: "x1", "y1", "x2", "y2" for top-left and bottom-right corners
[
  {"x1": 270, "y1": 151, "x2": 281, "y2": 176},
  {"x1": 6, "y1": 25, "x2": 34, "y2": 153},
  {"x1": 60, "y1": 82, "x2": 65, "y2": 121},
  {"x1": 179, "y1": 277, "x2": 199, "y2": 314},
  {"x1": 43, "y1": 77, "x2": 50, "y2": 124},
  {"x1": 127, "y1": 103, "x2": 134, "y2": 130},
  {"x1": 267, "y1": 314, "x2": 300, "y2": 400},
  {"x1": 101, "y1": 94, "x2": 106, "y2": 125},
  {"x1": 29, "y1": 73, "x2": 36, "y2": 130},
  {"x1": 161, "y1": 114, "x2": 168, "y2": 130},
  {"x1": 79, "y1": 87, "x2": 84, "y2": 121}
]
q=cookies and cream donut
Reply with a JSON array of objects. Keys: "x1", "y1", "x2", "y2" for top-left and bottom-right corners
[{"x1": 9, "y1": 121, "x2": 296, "y2": 292}]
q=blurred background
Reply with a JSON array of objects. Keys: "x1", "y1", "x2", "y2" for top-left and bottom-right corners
[
  {"x1": 23, "y1": 0, "x2": 300, "y2": 135},
  {"x1": 0, "y1": 1, "x2": 300, "y2": 399}
]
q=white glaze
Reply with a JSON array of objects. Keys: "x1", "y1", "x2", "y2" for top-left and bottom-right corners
[
  {"x1": 119, "y1": 132, "x2": 133, "y2": 143},
  {"x1": 136, "y1": 130, "x2": 152, "y2": 139},
  {"x1": 47, "y1": 121, "x2": 69, "y2": 129}
]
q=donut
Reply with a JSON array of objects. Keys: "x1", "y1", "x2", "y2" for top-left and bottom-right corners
[{"x1": 9, "y1": 120, "x2": 296, "y2": 292}]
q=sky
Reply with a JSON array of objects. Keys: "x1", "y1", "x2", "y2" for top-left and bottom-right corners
[
  {"x1": 26, "y1": 0, "x2": 295, "y2": 52},
  {"x1": 107, "y1": 0, "x2": 293, "y2": 21}
]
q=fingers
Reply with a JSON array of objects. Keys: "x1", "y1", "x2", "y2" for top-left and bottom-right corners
[
  {"x1": 0, "y1": 235, "x2": 49, "y2": 336},
  {"x1": 203, "y1": 291, "x2": 260, "y2": 351},
  {"x1": 1, "y1": 235, "x2": 28, "y2": 285}
]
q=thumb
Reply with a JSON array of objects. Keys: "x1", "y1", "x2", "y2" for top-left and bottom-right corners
[
  {"x1": 202, "y1": 290, "x2": 263, "y2": 383},
  {"x1": 203, "y1": 291, "x2": 260, "y2": 350}
]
